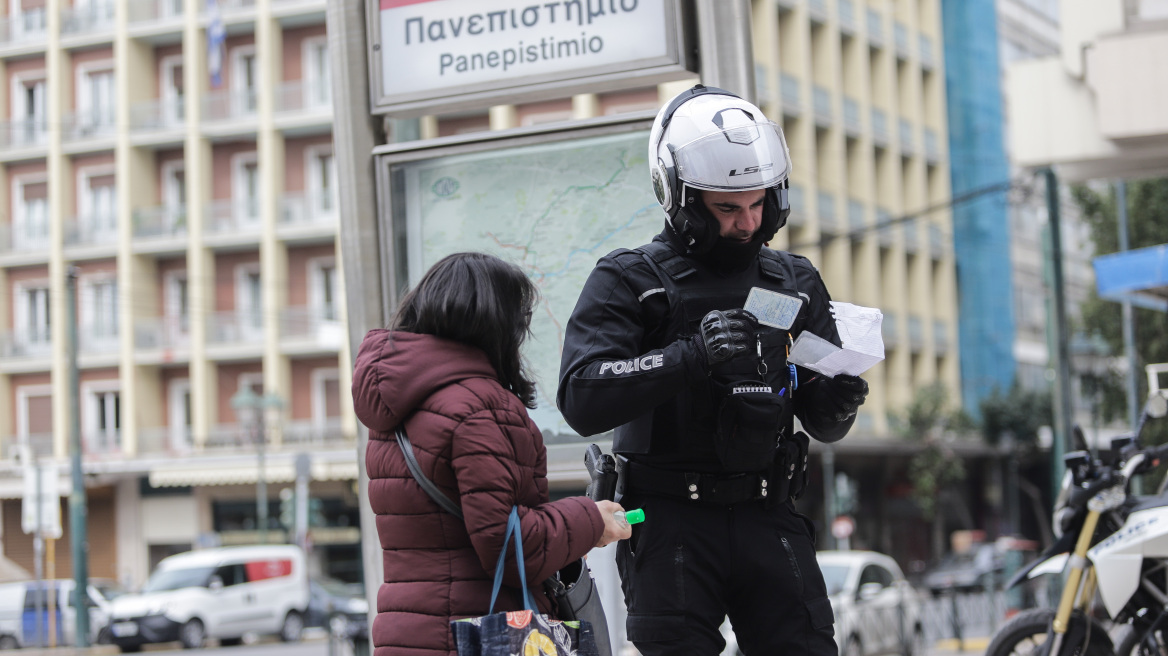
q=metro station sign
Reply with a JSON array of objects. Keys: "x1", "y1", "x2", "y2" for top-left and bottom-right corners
[{"x1": 368, "y1": 0, "x2": 694, "y2": 117}]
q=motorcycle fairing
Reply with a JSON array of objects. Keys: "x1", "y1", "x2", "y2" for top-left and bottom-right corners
[
  {"x1": 1088, "y1": 506, "x2": 1168, "y2": 618},
  {"x1": 1007, "y1": 531, "x2": 1076, "y2": 589}
]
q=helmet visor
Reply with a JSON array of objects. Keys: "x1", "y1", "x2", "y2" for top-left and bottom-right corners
[{"x1": 672, "y1": 121, "x2": 792, "y2": 192}]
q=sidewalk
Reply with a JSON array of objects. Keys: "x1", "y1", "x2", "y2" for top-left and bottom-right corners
[{"x1": 932, "y1": 636, "x2": 991, "y2": 656}]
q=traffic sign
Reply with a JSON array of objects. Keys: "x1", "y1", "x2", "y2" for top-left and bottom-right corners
[{"x1": 831, "y1": 515, "x2": 855, "y2": 540}]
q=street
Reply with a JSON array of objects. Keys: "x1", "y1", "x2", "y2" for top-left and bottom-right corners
[{"x1": 20, "y1": 632, "x2": 362, "y2": 656}]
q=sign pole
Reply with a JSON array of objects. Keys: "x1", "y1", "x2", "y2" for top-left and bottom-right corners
[{"x1": 67, "y1": 267, "x2": 90, "y2": 647}]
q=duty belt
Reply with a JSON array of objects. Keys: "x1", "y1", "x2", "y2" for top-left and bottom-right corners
[{"x1": 618, "y1": 459, "x2": 774, "y2": 505}]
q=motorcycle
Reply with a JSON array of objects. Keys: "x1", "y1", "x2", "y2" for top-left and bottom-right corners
[{"x1": 986, "y1": 380, "x2": 1168, "y2": 656}]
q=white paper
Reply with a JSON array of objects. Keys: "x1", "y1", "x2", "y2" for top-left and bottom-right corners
[{"x1": 788, "y1": 302, "x2": 885, "y2": 377}]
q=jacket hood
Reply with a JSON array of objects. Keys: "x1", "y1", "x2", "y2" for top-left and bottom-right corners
[{"x1": 351, "y1": 330, "x2": 497, "y2": 433}]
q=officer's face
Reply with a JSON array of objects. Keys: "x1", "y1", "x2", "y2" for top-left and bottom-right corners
[{"x1": 701, "y1": 189, "x2": 766, "y2": 242}]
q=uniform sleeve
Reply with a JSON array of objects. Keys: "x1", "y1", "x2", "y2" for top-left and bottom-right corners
[
  {"x1": 790, "y1": 257, "x2": 858, "y2": 443},
  {"x1": 556, "y1": 253, "x2": 707, "y2": 437},
  {"x1": 450, "y1": 410, "x2": 604, "y2": 588}
]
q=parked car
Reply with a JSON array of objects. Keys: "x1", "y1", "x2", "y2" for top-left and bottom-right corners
[
  {"x1": 817, "y1": 550, "x2": 925, "y2": 656},
  {"x1": 921, "y1": 544, "x2": 999, "y2": 595},
  {"x1": 306, "y1": 578, "x2": 368, "y2": 641},
  {"x1": 105, "y1": 545, "x2": 309, "y2": 652},
  {"x1": 0, "y1": 578, "x2": 122, "y2": 649}
]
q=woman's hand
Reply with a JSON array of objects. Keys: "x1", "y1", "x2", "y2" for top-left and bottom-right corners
[{"x1": 594, "y1": 500, "x2": 633, "y2": 548}]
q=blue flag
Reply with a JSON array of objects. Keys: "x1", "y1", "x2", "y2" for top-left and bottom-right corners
[{"x1": 207, "y1": 0, "x2": 226, "y2": 88}]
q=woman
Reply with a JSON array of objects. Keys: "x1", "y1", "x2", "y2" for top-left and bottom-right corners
[{"x1": 352, "y1": 252, "x2": 630, "y2": 656}]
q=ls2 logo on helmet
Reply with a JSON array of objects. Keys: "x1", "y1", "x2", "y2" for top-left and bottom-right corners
[
  {"x1": 599, "y1": 354, "x2": 664, "y2": 375},
  {"x1": 728, "y1": 163, "x2": 773, "y2": 177}
]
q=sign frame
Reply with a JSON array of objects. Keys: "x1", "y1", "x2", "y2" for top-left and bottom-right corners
[{"x1": 365, "y1": 0, "x2": 696, "y2": 117}]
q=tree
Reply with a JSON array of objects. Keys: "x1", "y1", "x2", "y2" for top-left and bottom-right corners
[
  {"x1": 1073, "y1": 179, "x2": 1168, "y2": 446},
  {"x1": 979, "y1": 384, "x2": 1053, "y2": 447}
]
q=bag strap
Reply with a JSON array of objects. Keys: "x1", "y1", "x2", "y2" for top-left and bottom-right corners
[
  {"x1": 489, "y1": 507, "x2": 536, "y2": 613},
  {"x1": 394, "y1": 426, "x2": 463, "y2": 519}
]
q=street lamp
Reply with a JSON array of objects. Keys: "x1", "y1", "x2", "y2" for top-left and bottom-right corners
[{"x1": 231, "y1": 386, "x2": 284, "y2": 545}]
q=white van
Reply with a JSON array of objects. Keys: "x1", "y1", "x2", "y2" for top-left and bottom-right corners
[
  {"x1": 105, "y1": 545, "x2": 309, "y2": 652},
  {"x1": 0, "y1": 579, "x2": 120, "y2": 649}
]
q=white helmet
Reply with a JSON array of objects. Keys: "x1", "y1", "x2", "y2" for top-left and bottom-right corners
[{"x1": 649, "y1": 85, "x2": 793, "y2": 253}]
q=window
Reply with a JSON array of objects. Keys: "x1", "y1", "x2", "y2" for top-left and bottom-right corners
[
  {"x1": 168, "y1": 378, "x2": 192, "y2": 451},
  {"x1": 160, "y1": 55, "x2": 184, "y2": 125},
  {"x1": 79, "y1": 67, "x2": 115, "y2": 132},
  {"x1": 309, "y1": 257, "x2": 338, "y2": 321},
  {"x1": 164, "y1": 270, "x2": 189, "y2": 341},
  {"x1": 14, "y1": 177, "x2": 49, "y2": 249},
  {"x1": 14, "y1": 283, "x2": 51, "y2": 352},
  {"x1": 82, "y1": 276, "x2": 119, "y2": 346},
  {"x1": 16, "y1": 385, "x2": 53, "y2": 453},
  {"x1": 85, "y1": 385, "x2": 121, "y2": 453},
  {"x1": 303, "y1": 38, "x2": 330, "y2": 107},
  {"x1": 235, "y1": 265, "x2": 262, "y2": 336},
  {"x1": 311, "y1": 368, "x2": 341, "y2": 433},
  {"x1": 232, "y1": 153, "x2": 260, "y2": 225},
  {"x1": 231, "y1": 47, "x2": 257, "y2": 114},
  {"x1": 81, "y1": 170, "x2": 117, "y2": 238},
  {"x1": 858, "y1": 565, "x2": 893, "y2": 589},
  {"x1": 306, "y1": 147, "x2": 336, "y2": 216},
  {"x1": 12, "y1": 74, "x2": 46, "y2": 144}
]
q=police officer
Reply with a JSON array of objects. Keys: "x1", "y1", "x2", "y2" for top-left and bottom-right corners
[{"x1": 557, "y1": 85, "x2": 869, "y2": 655}]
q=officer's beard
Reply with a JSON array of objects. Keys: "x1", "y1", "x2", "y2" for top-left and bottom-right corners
[{"x1": 704, "y1": 231, "x2": 766, "y2": 273}]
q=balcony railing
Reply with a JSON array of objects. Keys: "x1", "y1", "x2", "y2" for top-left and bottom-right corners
[
  {"x1": 0, "y1": 330, "x2": 52, "y2": 358},
  {"x1": 843, "y1": 97, "x2": 861, "y2": 137},
  {"x1": 919, "y1": 34, "x2": 935, "y2": 70},
  {"x1": 64, "y1": 214, "x2": 118, "y2": 248},
  {"x1": 903, "y1": 218, "x2": 918, "y2": 253},
  {"x1": 838, "y1": 0, "x2": 856, "y2": 34},
  {"x1": 84, "y1": 432, "x2": 123, "y2": 457},
  {"x1": 929, "y1": 223, "x2": 947, "y2": 259},
  {"x1": 207, "y1": 0, "x2": 256, "y2": 12},
  {"x1": 894, "y1": 22, "x2": 911, "y2": 60},
  {"x1": 134, "y1": 316, "x2": 189, "y2": 351},
  {"x1": 876, "y1": 209, "x2": 895, "y2": 247},
  {"x1": 80, "y1": 323, "x2": 119, "y2": 354},
  {"x1": 933, "y1": 319, "x2": 949, "y2": 355},
  {"x1": 0, "y1": 9, "x2": 47, "y2": 46},
  {"x1": 780, "y1": 74, "x2": 801, "y2": 116},
  {"x1": 283, "y1": 419, "x2": 349, "y2": 449},
  {"x1": 871, "y1": 108, "x2": 888, "y2": 147},
  {"x1": 206, "y1": 199, "x2": 260, "y2": 235},
  {"x1": 812, "y1": 85, "x2": 832, "y2": 127},
  {"x1": 867, "y1": 8, "x2": 883, "y2": 46},
  {"x1": 787, "y1": 183, "x2": 806, "y2": 228},
  {"x1": 206, "y1": 310, "x2": 264, "y2": 346},
  {"x1": 275, "y1": 80, "x2": 331, "y2": 114},
  {"x1": 280, "y1": 192, "x2": 338, "y2": 229},
  {"x1": 907, "y1": 315, "x2": 924, "y2": 352},
  {"x1": 204, "y1": 88, "x2": 258, "y2": 121},
  {"x1": 0, "y1": 220, "x2": 51, "y2": 254},
  {"x1": 807, "y1": 0, "x2": 827, "y2": 23},
  {"x1": 61, "y1": 1, "x2": 115, "y2": 34},
  {"x1": 137, "y1": 426, "x2": 192, "y2": 456},
  {"x1": 924, "y1": 128, "x2": 940, "y2": 163},
  {"x1": 62, "y1": 109, "x2": 117, "y2": 141},
  {"x1": 133, "y1": 206, "x2": 187, "y2": 240},
  {"x1": 847, "y1": 200, "x2": 865, "y2": 235},
  {"x1": 137, "y1": 420, "x2": 352, "y2": 457},
  {"x1": 899, "y1": 118, "x2": 914, "y2": 155},
  {"x1": 881, "y1": 311, "x2": 898, "y2": 348},
  {"x1": 128, "y1": 0, "x2": 184, "y2": 22},
  {"x1": 4, "y1": 433, "x2": 53, "y2": 460},
  {"x1": 0, "y1": 118, "x2": 48, "y2": 150},
  {"x1": 281, "y1": 306, "x2": 342, "y2": 348},
  {"x1": 130, "y1": 97, "x2": 185, "y2": 131},
  {"x1": 817, "y1": 191, "x2": 837, "y2": 232}
]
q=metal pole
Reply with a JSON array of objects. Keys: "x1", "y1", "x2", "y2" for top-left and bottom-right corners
[
  {"x1": 35, "y1": 463, "x2": 44, "y2": 648},
  {"x1": 1116, "y1": 181, "x2": 1139, "y2": 430},
  {"x1": 1044, "y1": 168, "x2": 1073, "y2": 503},
  {"x1": 695, "y1": 0, "x2": 756, "y2": 103},
  {"x1": 66, "y1": 267, "x2": 90, "y2": 647},
  {"x1": 257, "y1": 419, "x2": 268, "y2": 545}
]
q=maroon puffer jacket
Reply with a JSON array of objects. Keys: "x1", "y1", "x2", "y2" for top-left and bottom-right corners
[{"x1": 352, "y1": 329, "x2": 604, "y2": 656}]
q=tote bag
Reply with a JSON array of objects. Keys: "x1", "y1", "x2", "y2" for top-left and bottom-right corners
[{"x1": 450, "y1": 507, "x2": 602, "y2": 656}]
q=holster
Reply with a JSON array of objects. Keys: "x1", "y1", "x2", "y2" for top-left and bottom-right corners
[{"x1": 773, "y1": 430, "x2": 810, "y2": 503}]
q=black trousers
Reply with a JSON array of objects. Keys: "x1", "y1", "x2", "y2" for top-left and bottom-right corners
[{"x1": 615, "y1": 494, "x2": 837, "y2": 656}]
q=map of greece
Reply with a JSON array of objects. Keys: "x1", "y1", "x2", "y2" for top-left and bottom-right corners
[{"x1": 402, "y1": 130, "x2": 661, "y2": 439}]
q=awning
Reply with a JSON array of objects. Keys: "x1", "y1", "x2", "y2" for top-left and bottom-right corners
[
  {"x1": 149, "y1": 459, "x2": 359, "y2": 488},
  {"x1": 1094, "y1": 244, "x2": 1168, "y2": 311}
]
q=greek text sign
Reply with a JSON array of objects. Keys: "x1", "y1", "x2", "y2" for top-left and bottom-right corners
[{"x1": 370, "y1": 0, "x2": 692, "y2": 116}]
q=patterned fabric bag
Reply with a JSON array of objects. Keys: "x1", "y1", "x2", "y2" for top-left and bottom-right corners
[{"x1": 450, "y1": 507, "x2": 601, "y2": 656}]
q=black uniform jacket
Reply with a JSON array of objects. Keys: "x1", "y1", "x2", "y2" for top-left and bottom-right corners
[{"x1": 556, "y1": 229, "x2": 854, "y2": 457}]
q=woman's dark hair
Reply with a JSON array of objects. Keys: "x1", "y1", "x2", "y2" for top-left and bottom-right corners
[{"x1": 391, "y1": 252, "x2": 539, "y2": 408}]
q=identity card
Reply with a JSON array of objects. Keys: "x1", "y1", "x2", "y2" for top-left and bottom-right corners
[{"x1": 744, "y1": 287, "x2": 803, "y2": 330}]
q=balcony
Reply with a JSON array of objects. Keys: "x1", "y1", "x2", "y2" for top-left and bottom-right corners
[
  {"x1": 4, "y1": 433, "x2": 53, "y2": 460},
  {"x1": 137, "y1": 426, "x2": 192, "y2": 457},
  {"x1": 206, "y1": 310, "x2": 265, "y2": 347},
  {"x1": 893, "y1": 22, "x2": 911, "y2": 60},
  {"x1": 867, "y1": 8, "x2": 883, "y2": 47},
  {"x1": 899, "y1": 118, "x2": 915, "y2": 156},
  {"x1": 929, "y1": 222, "x2": 947, "y2": 260},
  {"x1": 807, "y1": 0, "x2": 827, "y2": 24},
  {"x1": 0, "y1": 118, "x2": 48, "y2": 152},
  {"x1": 61, "y1": 1, "x2": 115, "y2": 36},
  {"x1": 843, "y1": 97, "x2": 861, "y2": 137},
  {"x1": 204, "y1": 88, "x2": 258, "y2": 122},
  {"x1": 838, "y1": 0, "x2": 856, "y2": 35},
  {"x1": 133, "y1": 206, "x2": 187, "y2": 240},
  {"x1": 919, "y1": 34, "x2": 935, "y2": 70},
  {"x1": 131, "y1": 97, "x2": 185, "y2": 133},
  {"x1": 278, "y1": 192, "x2": 337, "y2": 242},
  {"x1": 924, "y1": 128, "x2": 940, "y2": 163},
  {"x1": 876, "y1": 208, "x2": 895, "y2": 247},
  {"x1": 881, "y1": 311, "x2": 898, "y2": 349},
  {"x1": 62, "y1": 109, "x2": 117, "y2": 143},
  {"x1": 903, "y1": 218, "x2": 918, "y2": 254},
  {"x1": 134, "y1": 316, "x2": 189, "y2": 353},
  {"x1": 64, "y1": 214, "x2": 118, "y2": 249},
  {"x1": 0, "y1": 330, "x2": 52, "y2": 359},
  {"x1": 275, "y1": 79, "x2": 331, "y2": 115},
  {"x1": 281, "y1": 306, "x2": 343, "y2": 353},
  {"x1": 871, "y1": 108, "x2": 888, "y2": 147},
  {"x1": 933, "y1": 319, "x2": 949, "y2": 355},
  {"x1": 907, "y1": 315, "x2": 924, "y2": 353},
  {"x1": 817, "y1": 191, "x2": 838, "y2": 233},
  {"x1": 0, "y1": 9, "x2": 46, "y2": 49},
  {"x1": 83, "y1": 432, "x2": 124, "y2": 459},
  {"x1": 780, "y1": 74, "x2": 801, "y2": 117},
  {"x1": 205, "y1": 199, "x2": 261, "y2": 238},
  {"x1": 812, "y1": 85, "x2": 832, "y2": 128},
  {"x1": 787, "y1": 183, "x2": 806, "y2": 228},
  {"x1": 0, "y1": 220, "x2": 51, "y2": 257},
  {"x1": 128, "y1": 0, "x2": 184, "y2": 22},
  {"x1": 847, "y1": 199, "x2": 865, "y2": 238},
  {"x1": 80, "y1": 323, "x2": 119, "y2": 355}
]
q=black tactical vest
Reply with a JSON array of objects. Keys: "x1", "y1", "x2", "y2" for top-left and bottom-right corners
[{"x1": 613, "y1": 241, "x2": 806, "y2": 473}]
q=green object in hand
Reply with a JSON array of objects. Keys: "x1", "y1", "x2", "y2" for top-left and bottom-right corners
[{"x1": 615, "y1": 509, "x2": 645, "y2": 525}]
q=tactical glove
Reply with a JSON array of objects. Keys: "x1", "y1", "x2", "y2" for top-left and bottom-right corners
[
  {"x1": 694, "y1": 309, "x2": 759, "y2": 368},
  {"x1": 820, "y1": 374, "x2": 869, "y2": 422}
]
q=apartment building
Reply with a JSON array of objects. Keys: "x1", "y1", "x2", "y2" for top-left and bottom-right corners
[{"x1": 0, "y1": 0, "x2": 361, "y2": 587}]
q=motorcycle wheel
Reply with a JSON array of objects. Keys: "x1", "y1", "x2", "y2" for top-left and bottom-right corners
[
  {"x1": 985, "y1": 608, "x2": 1112, "y2": 656},
  {"x1": 1114, "y1": 623, "x2": 1167, "y2": 656}
]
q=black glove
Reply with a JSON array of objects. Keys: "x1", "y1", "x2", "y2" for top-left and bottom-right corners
[
  {"x1": 693, "y1": 309, "x2": 758, "y2": 368},
  {"x1": 820, "y1": 374, "x2": 869, "y2": 422}
]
